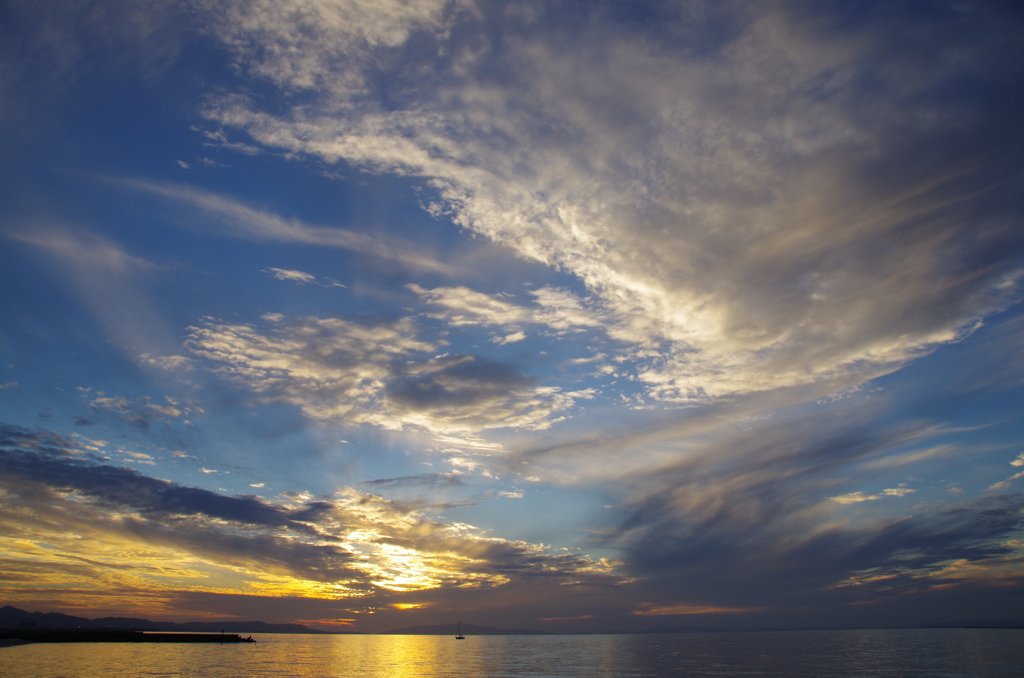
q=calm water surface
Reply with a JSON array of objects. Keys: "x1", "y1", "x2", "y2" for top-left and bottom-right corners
[{"x1": 2, "y1": 629, "x2": 1022, "y2": 678}]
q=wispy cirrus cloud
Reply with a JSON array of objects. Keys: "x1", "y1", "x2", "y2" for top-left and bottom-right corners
[
  {"x1": 360, "y1": 473, "x2": 465, "y2": 490},
  {"x1": 6, "y1": 226, "x2": 178, "y2": 362},
  {"x1": 9, "y1": 226, "x2": 159, "y2": 275},
  {"x1": 198, "y1": 0, "x2": 1024, "y2": 405},
  {"x1": 118, "y1": 179, "x2": 457, "y2": 274}
]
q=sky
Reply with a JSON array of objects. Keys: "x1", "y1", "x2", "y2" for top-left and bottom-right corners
[{"x1": 1, "y1": 0, "x2": 1023, "y2": 633}]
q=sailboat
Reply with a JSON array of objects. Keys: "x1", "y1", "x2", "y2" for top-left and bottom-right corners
[{"x1": 455, "y1": 620, "x2": 465, "y2": 640}]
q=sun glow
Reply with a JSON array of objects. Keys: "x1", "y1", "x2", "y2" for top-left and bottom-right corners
[{"x1": 0, "y1": 478, "x2": 547, "y2": 614}]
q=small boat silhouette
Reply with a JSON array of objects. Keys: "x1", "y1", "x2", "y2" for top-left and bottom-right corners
[{"x1": 455, "y1": 620, "x2": 465, "y2": 640}]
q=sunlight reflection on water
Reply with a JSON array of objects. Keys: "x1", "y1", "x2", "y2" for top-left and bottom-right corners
[{"x1": 2, "y1": 629, "x2": 1023, "y2": 678}]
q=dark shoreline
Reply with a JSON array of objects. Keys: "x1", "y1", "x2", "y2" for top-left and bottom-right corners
[{"x1": 0, "y1": 630, "x2": 255, "y2": 643}]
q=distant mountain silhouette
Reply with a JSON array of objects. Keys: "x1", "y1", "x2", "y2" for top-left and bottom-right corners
[
  {"x1": 386, "y1": 622, "x2": 549, "y2": 635},
  {"x1": 638, "y1": 620, "x2": 1024, "y2": 633},
  {"x1": 918, "y1": 619, "x2": 1024, "y2": 629},
  {"x1": 0, "y1": 605, "x2": 331, "y2": 634},
  {"x1": 638, "y1": 624, "x2": 740, "y2": 634}
]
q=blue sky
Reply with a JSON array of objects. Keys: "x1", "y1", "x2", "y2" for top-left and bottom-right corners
[{"x1": 1, "y1": 0, "x2": 1022, "y2": 632}]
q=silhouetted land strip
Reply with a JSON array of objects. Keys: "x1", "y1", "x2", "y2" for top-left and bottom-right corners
[
  {"x1": 1, "y1": 605, "x2": 324, "y2": 634},
  {"x1": 5, "y1": 606, "x2": 1022, "y2": 639},
  {"x1": 0, "y1": 629, "x2": 254, "y2": 643}
]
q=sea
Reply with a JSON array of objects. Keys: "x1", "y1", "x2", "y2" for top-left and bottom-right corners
[{"x1": 1, "y1": 629, "x2": 1022, "y2": 678}]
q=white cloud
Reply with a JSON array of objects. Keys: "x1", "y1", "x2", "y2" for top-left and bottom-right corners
[
  {"x1": 880, "y1": 487, "x2": 916, "y2": 497},
  {"x1": 186, "y1": 315, "x2": 430, "y2": 424},
  {"x1": 410, "y1": 284, "x2": 605, "y2": 335},
  {"x1": 71, "y1": 434, "x2": 108, "y2": 448},
  {"x1": 265, "y1": 267, "x2": 316, "y2": 284},
  {"x1": 830, "y1": 487, "x2": 917, "y2": 504},
  {"x1": 198, "y1": 0, "x2": 1024, "y2": 405},
  {"x1": 984, "y1": 453, "x2": 1024, "y2": 491},
  {"x1": 124, "y1": 451, "x2": 154, "y2": 460},
  {"x1": 186, "y1": 314, "x2": 591, "y2": 434},
  {"x1": 264, "y1": 267, "x2": 351, "y2": 289},
  {"x1": 202, "y1": 0, "x2": 453, "y2": 94},
  {"x1": 988, "y1": 470, "x2": 1024, "y2": 493},
  {"x1": 141, "y1": 354, "x2": 194, "y2": 372},
  {"x1": 830, "y1": 493, "x2": 871, "y2": 505},
  {"x1": 147, "y1": 403, "x2": 181, "y2": 417},
  {"x1": 410, "y1": 284, "x2": 533, "y2": 327},
  {"x1": 491, "y1": 331, "x2": 526, "y2": 345}
]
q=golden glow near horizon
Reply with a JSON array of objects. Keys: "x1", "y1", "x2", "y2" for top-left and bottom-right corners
[
  {"x1": 0, "y1": 478, "x2": 614, "y2": 616},
  {"x1": 0, "y1": 524, "x2": 493, "y2": 614},
  {"x1": 2, "y1": 424, "x2": 1018, "y2": 627}
]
